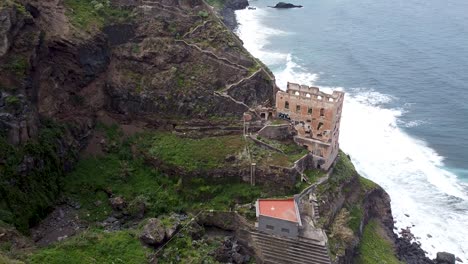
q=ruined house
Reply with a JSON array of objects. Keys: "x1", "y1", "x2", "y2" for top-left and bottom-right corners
[{"x1": 275, "y1": 82, "x2": 344, "y2": 171}]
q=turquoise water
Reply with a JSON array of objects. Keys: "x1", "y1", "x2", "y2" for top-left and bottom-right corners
[{"x1": 236, "y1": 0, "x2": 468, "y2": 260}]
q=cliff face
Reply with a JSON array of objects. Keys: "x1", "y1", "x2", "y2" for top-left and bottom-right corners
[
  {"x1": 0, "y1": 0, "x2": 276, "y2": 232},
  {"x1": 316, "y1": 154, "x2": 434, "y2": 264}
]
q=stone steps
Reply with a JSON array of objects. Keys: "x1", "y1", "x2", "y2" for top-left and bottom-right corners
[{"x1": 250, "y1": 231, "x2": 331, "y2": 264}]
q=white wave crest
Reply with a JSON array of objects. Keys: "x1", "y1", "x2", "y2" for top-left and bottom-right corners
[{"x1": 236, "y1": 6, "x2": 468, "y2": 261}]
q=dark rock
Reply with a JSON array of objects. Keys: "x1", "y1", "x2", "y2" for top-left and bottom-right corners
[
  {"x1": 455, "y1": 257, "x2": 463, "y2": 263},
  {"x1": 109, "y1": 196, "x2": 126, "y2": 211},
  {"x1": 220, "y1": 0, "x2": 249, "y2": 30},
  {"x1": 225, "y1": 154, "x2": 236, "y2": 162},
  {"x1": 187, "y1": 221, "x2": 205, "y2": 240},
  {"x1": 405, "y1": 213, "x2": 410, "y2": 217},
  {"x1": 232, "y1": 252, "x2": 244, "y2": 264},
  {"x1": 164, "y1": 214, "x2": 182, "y2": 239},
  {"x1": 269, "y1": 2, "x2": 303, "y2": 8},
  {"x1": 140, "y1": 218, "x2": 166, "y2": 246},
  {"x1": 436, "y1": 252, "x2": 456, "y2": 264}
]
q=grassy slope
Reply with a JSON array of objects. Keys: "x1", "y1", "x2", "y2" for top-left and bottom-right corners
[
  {"x1": 63, "y1": 0, "x2": 132, "y2": 30},
  {"x1": 355, "y1": 220, "x2": 402, "y2": 264},
  {"x1": 141, "y1": 133, "x2": 246, "y2": 172},
  {"x1": 28, "y1": 230, "x2": 150, "y2": 264}
]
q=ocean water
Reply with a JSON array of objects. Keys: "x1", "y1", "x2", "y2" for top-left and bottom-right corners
[{"x1": 235, "y1": 0, "x2": 468, "y2": 260}]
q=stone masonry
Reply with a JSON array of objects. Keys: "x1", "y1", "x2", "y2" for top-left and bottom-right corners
[{"x1": 276, "y1": 82, "x2": 344, "y2": 171}]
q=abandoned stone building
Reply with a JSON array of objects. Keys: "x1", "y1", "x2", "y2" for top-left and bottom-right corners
[{"x1": 275, "y1": 82, "x2": 344, "y2": 171}]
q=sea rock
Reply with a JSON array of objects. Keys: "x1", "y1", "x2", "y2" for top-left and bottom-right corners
[
  {"x1": 435, "y1": 252, "x2": 456, "y2": 264},
  {"x1": 140, "y1": 218, "x2": 166, "y2": 246},
  {"x1": 270, "y1": 2, "x2": 303, "y2": 8}
]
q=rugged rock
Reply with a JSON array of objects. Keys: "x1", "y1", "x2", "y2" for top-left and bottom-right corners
[
  {"x1": 213, "y1": 236, "x2": 249, "y2": 264},
  {"x1": 220, "y1": 0, "x2": 249, "y2": 30},
  {"x1": 140, "y1": 218, "x2": 166, "y2": 246},
  {"x1": 109, "y1": 196, "x2": 127, "y2": 211},
  {"x1": 1, "y1": 0, "x2": 277, "y2": 232},
  {"x1": 164, "y1": 214, "x2": 182, "y2": 239},
  {"x1": 435, "y1": 252, "x2": 456, "y2": 264},
  {"x1": 269, "y1": 2, "x2": 303, "y2": 8},
  {"x1": 187, "y1": 221, "x2": 205, "y2": 240}
]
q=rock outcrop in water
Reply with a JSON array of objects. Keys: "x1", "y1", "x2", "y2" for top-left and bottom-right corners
[{"x1": 269, "y1": 2, "x2": 303, "y2": 8}]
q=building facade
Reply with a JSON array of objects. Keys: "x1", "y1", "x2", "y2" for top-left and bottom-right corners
[
  {"x1": 276, "y1": 82, "x2": 344, "y2": 170},
  {"x1": 256, "y1": 198, "x2": 302, "y2": 239}
]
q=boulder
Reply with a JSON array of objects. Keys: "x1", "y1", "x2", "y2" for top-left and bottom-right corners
[
  {"x1": 436, "y1": 252, "x2": 456, "y2": 264},
  {"x1": 164, "y1": 214, "x2": 182, "y2": 239},
  {"x1": 140, "y1": 218, "x2": 166, "y2": 246},
  {"x1": 109, "y1": 196, "x2": 126, "y2": 211},
  {"x1": 187, "y1": 221, "x2": 205, "y2": 240},
  {"x1": 270, "y1": 2, "x2": 303, "y2": 8}
]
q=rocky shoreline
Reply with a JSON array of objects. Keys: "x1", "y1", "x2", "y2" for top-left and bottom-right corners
[
  {"x1": 218, "y1": 4, "x2": 460, "y2": 264},
  {"x1": 218, "y1": 0, "x2": 250, "y2": 30}
]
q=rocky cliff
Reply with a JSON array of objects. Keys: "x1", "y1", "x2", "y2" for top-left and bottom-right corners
[
  {"x1": 0, "y1": 0, "x2": 276, "y2": 233},
  {"x1": 0, "y1": 1, "x2": 454, "y2": 264}
]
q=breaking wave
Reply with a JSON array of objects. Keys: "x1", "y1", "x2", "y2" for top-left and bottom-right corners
[{"x1": 236, "y1": 7, "x2": 468, "y2": 261}]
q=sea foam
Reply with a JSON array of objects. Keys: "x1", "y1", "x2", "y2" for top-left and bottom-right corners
[{"x1": 236, "y1": 7, "x2": 468, "y2": 261}]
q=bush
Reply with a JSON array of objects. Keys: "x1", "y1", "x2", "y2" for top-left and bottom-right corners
[{"x1": 198, "y1": 10, "x2": 209, "y2": 19}]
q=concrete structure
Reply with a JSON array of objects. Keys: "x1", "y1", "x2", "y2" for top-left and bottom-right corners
[
  {"x1": 276, "y1": 82, "x2": 344, "y2": 171},
  {"x1": 256, "y1": 198, "x2": 302, "y2": 239}
]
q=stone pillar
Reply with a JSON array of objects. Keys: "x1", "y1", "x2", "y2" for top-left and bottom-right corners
[{"x1": 251, "y1": 162, "x2": 256, "y2": 186}]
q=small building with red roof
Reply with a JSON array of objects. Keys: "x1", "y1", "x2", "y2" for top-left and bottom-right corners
[{"x1": 255, "y1": 197, "x2": 302, "y2": 238}]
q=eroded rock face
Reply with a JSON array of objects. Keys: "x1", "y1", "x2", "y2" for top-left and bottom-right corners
[
  {"x1": 0, "y1": 8, "x2": 14, "y2": 56},
  {"x1": 140, "y1": 218, "x2": 166, "y2": 246}
]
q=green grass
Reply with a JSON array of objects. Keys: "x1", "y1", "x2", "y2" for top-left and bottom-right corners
[
  {"x1": 0, "y1": 120, "x2": 74, "y2": 233},
  {"x1": 204, "y1": 0, "x2": 226, "y2": 8},
  {"x1": 1, "y1": 55, "x2": 29, "y2": 78},
  {"x1": 359, "y1": 176, "x2": 378, "y2": 192},
  {"x1": 0, "y1": 0, "x2": 26, "y2": 14},
  {"x1": 63, "y1": 152, "x2": 264, "y2": 222},
  {"x1": 141, "y1": 133, "x2": 245, "y2": 171},
  {"x1": 252, "y1": 136, "x2": 308, "y2": 167},
  {"x1": 63, "y1": 0, "x2": 133, "y2": 30},
  {"x1": 330, "y1": 151, "x2": 357, "y2": 185},
  {"x1": 28, "y1": 230, "x2": 150, "y2": 264},
  {"x1": 348, "y1": 205, "x2": 363, "y2": 234},
  {"x1": 158, "y1": 229, "x2": 220, "y2": 263},
  {"x1": 355, "y1": 220, "x2": 403, "y2": 264}
]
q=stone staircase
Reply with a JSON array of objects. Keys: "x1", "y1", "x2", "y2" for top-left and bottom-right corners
[{"x1": 250, "y1": 231, "x2": 331, "y2": 264}]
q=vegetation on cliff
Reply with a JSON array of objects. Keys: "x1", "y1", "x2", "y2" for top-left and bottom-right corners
[
  {"x1": 28, "y1": 229, "x2": 150, "y2": 264},
  {"x1": 63, "y1": 0, "x2": 133, "y2": 30},
  {"x1": 355, "y1": 220, "x2": 402, "y2": 264},
  {"x1": 0, "y1": 121, "x2": 76, "y2": 233}
]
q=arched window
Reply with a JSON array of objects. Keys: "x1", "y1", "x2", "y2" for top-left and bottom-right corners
[
  {"x1": 320, "y1": 108, "x2": 325, "y2": 117},
  {"x1": 306, "y1": 93, "x2": 311, "y2": 98},
  {"x1": 285, "y1": 101, "x2": 289, "y2": 109}
]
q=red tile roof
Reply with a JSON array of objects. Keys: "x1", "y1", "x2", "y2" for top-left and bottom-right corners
[{"x1": 257, "y1": 198, "x2": 299, "y2": 223}]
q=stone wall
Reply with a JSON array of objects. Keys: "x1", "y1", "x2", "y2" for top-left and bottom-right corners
[{"x1": 257, "y1": 124, "x2": 292, "y2": 140}]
